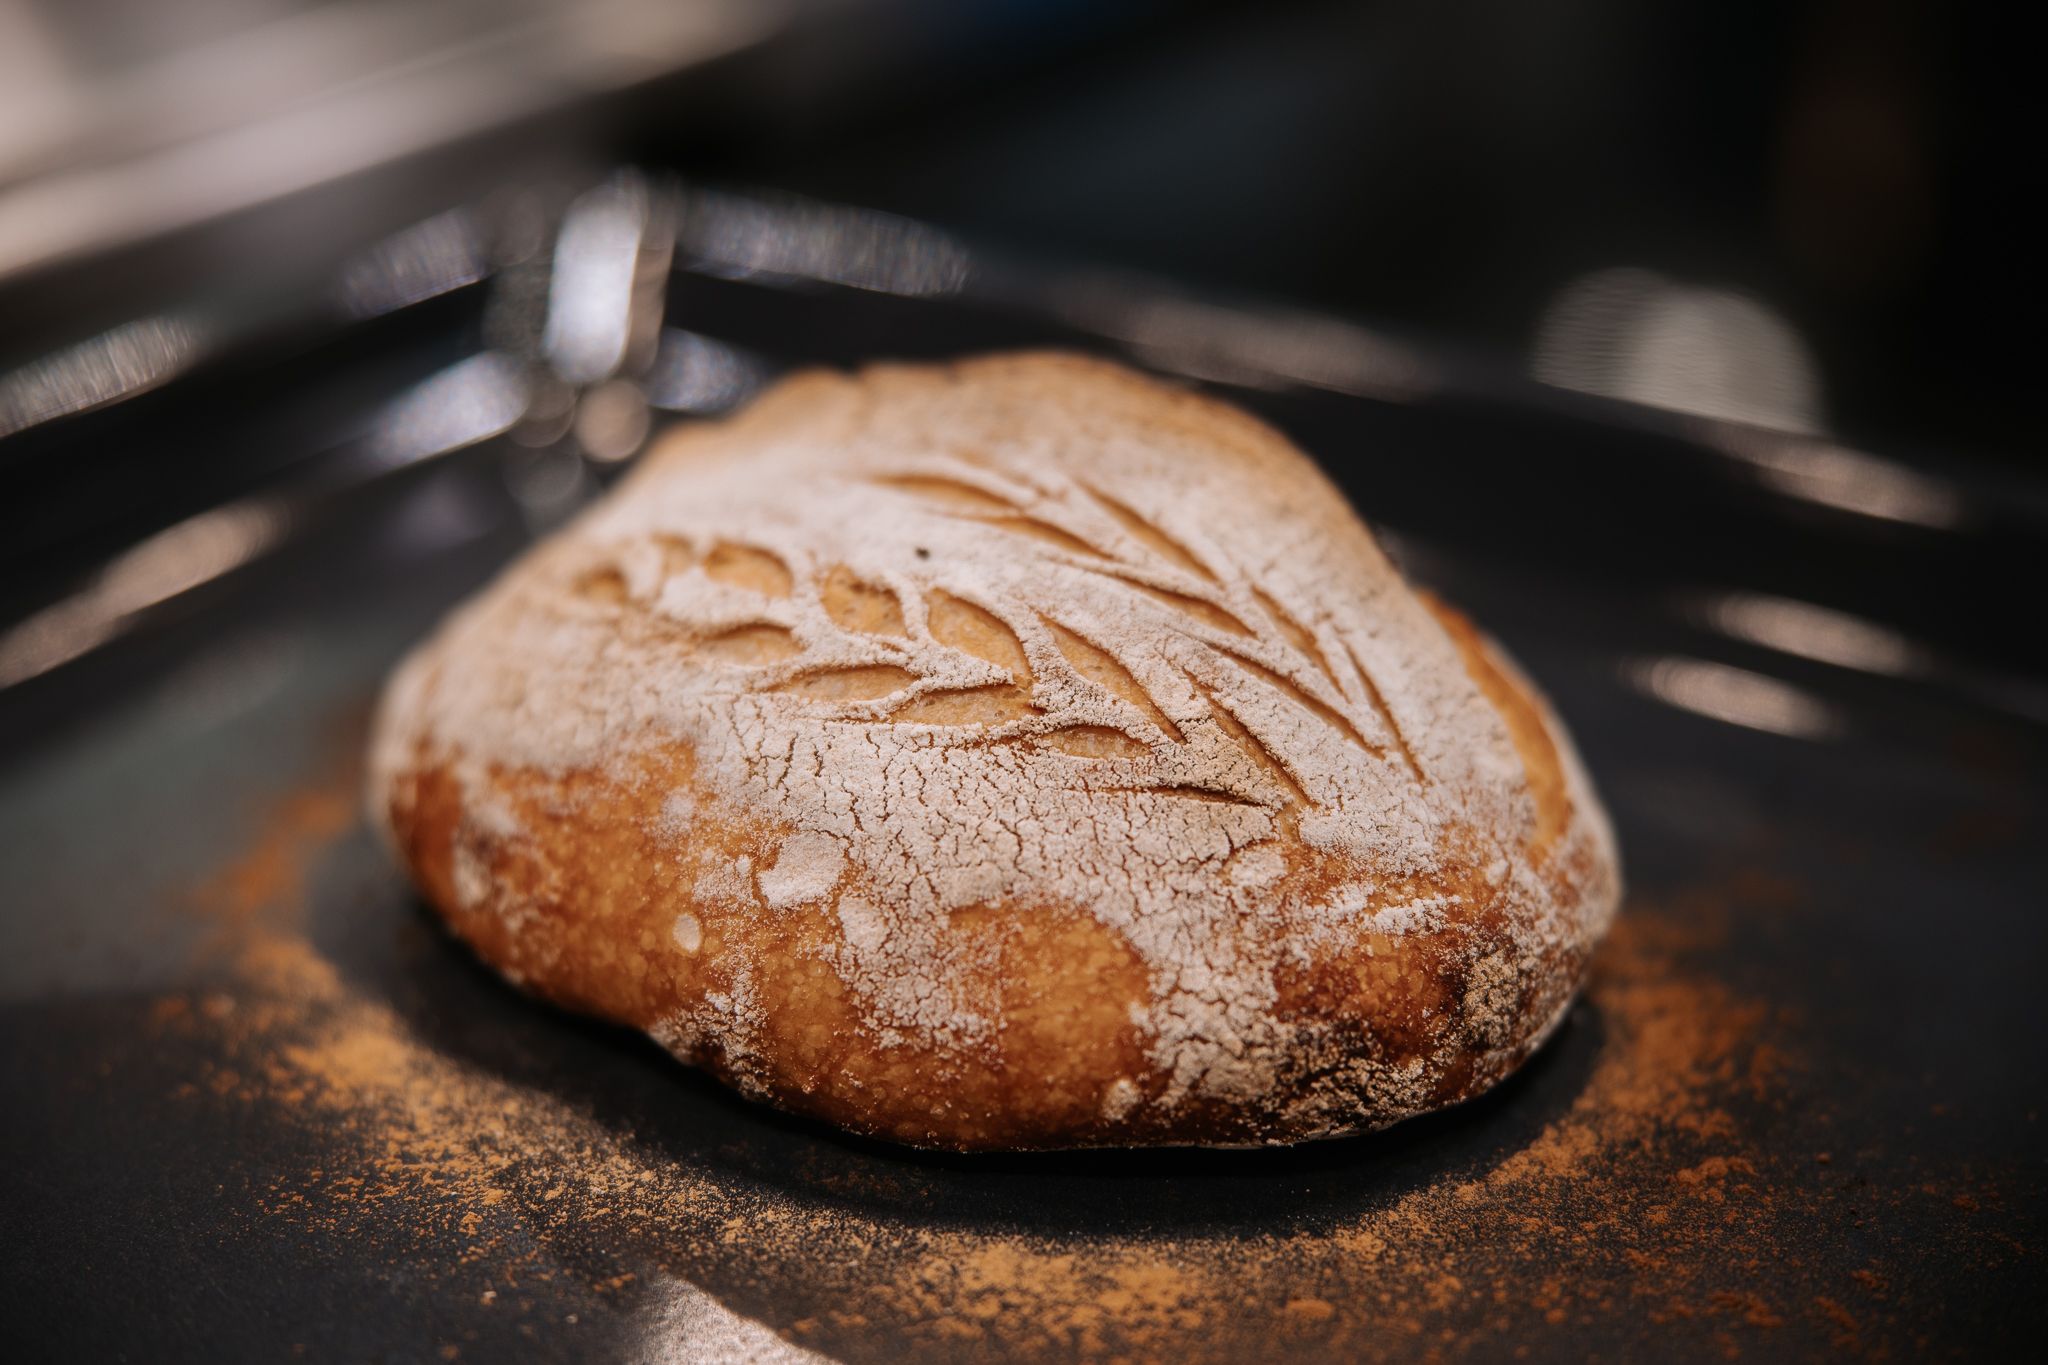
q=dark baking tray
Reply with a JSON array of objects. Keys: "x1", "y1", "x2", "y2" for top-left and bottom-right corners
[{"x1": 3, "y1": 198, "x2": 2043, "y2": 1363}]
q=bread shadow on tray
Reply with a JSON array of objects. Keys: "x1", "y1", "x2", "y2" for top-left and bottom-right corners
[{"x1": 326, "y1": 876, "x2": 1603, "y2": 1238}]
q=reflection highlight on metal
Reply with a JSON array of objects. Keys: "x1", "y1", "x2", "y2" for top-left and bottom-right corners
[
  {"x1": 0, "y1": 316, "x2": 201, "y2": 437},
  {"x1": 1707, "y1": 426, "x2": 1965, "y2": 529},
  {"x1": 1695, "y1": 593, "x2": 2048, "y2": 730},
  {"x1": 333, "y1": 209, "x2": 487, "y2": 318},
  {"x1": 645, "y1": 329, "x2": 771, "y2": 413},
  {"x1": 545, "y1": 174, "x2": 673, "y2": 386},
  {"x1": 677, "y1": 189, "x2": 972, "y2": 297},
  {"x1": 0, "y1": 351, "x2": 532, "y2": 691},
  {"x1": 1623, "y1": 656, "x2": 1843, "y2": 740},
  {"x1": 1698, "y1": 593, "x2": 1926, "y2": 677},
  {"x1": 0, "y1": 498, "x2": 289, "y2": 688},
  {"x1": 1532, "y1": 267, "x2": 1967, "y2": 528},
  {"x1": 526, "y1": 172, "x2": 680, "y2": 468},
  {"x1": 363, "y1": 352, "x2": 530, "y2": 472},
  {"x1": 1050, "y1": 286, "x2": 1432, "y2": 402},
  {"x1": 1533, "y1": 268, "x2": 1821, "y2": 433},
  {"x1": 674, "y1": 187, "x2": 1433, "y2": 401}
]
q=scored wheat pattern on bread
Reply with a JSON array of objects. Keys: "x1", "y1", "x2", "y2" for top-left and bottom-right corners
[
  {"x1": 572, "y1": 451, "x2": 1428, "y2": 819},
  {"x1": 374, "y1": 355, "x2": 1620, "y2": 1146}
]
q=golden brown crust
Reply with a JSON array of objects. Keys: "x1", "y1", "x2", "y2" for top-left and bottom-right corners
[{"x1": 371, "y1": 352, "x2": 1621, "y2": 1150}]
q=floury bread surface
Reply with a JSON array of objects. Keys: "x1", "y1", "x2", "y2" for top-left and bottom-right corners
[{"x1": 369, "y1": 353, "x2": 1621, "y2": 1150}]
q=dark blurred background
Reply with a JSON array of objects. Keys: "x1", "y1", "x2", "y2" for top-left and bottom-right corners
[
  {"x1": 692, "y1": 0, "x2": 2033, "y2": 465},
  {"x1": 0, "y1": 0, "x2": 2039, "y2": 718},
  {"x1": 3, "y1": 0, "x2": 2033, "y2": 459}
]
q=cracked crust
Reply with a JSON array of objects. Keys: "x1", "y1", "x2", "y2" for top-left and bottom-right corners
[{"x1": 369, "y1": 352, "x2": 1621, "y2": 1150}]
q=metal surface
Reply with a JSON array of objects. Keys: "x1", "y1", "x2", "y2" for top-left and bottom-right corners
[{"x1": 2, "y1": 196, "x2": 2043, "y2": 1362}]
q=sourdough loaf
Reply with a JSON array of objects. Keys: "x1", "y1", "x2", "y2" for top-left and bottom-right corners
[{"x1": 370, "y1": 353, "x2": 1621, "y2": 1150}]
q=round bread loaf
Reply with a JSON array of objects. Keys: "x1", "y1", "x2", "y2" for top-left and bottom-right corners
[{"x1": 369, "y1": 353, "x2": 1620, "y2": 1150}]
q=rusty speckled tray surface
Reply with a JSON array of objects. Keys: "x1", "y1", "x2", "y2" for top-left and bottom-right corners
[{"x1": 3, "y1": 246, "x2": 2044, "y2": 1363}]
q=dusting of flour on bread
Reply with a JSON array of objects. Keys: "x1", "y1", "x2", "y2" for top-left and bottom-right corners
[{"x1": 369, "y1": 354, "x2": 1620, "y2": 1148}]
